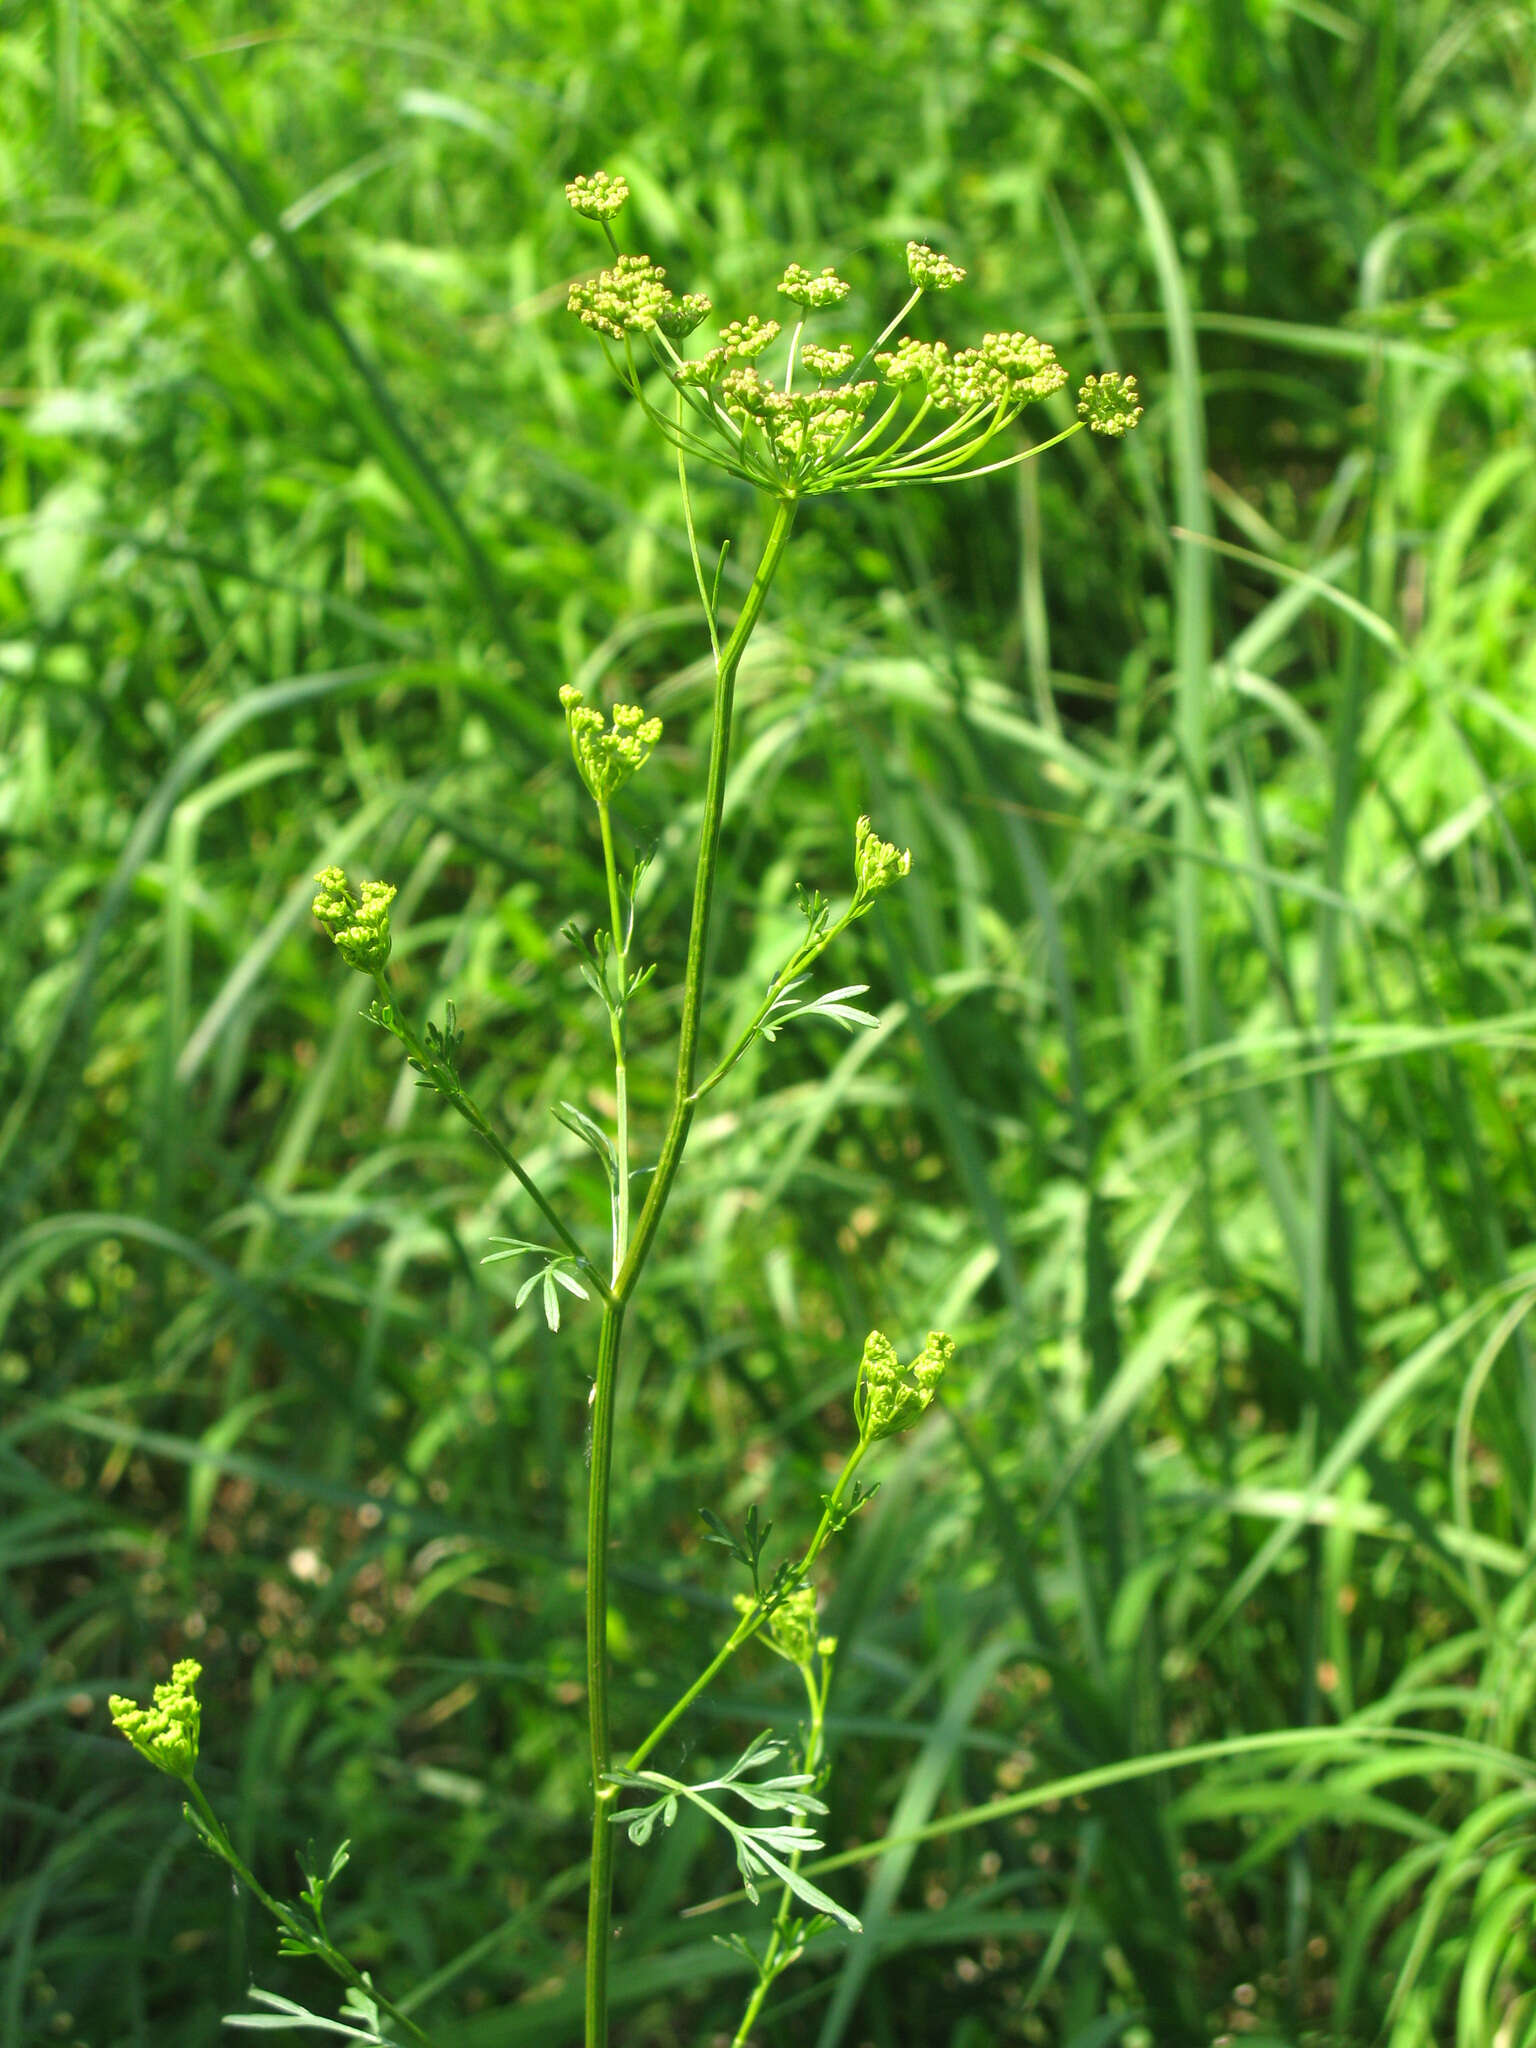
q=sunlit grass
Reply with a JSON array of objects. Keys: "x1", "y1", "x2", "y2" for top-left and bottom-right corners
[{"x1": 5, "y1": 2, "x2": 1536, "y2": 2043}]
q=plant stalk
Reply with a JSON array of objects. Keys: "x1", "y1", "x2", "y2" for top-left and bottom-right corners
[
  {"x1": 583, "y1": 1297, "x2": 626, "y2": 2048},
  {"x1": 582, "y1": 494, "x2": 798, "y2": 2048}
]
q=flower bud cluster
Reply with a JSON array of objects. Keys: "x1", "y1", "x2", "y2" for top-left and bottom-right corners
[
  {"x1": 735, "y1": 1584, "x2": 822, "y2": 1666},
  {"x1": 948, "y1": 332, "x2": 1068, "y2": 409},
  {"x1": 569, "y1": 254, "x2": 708, "y2": 341},
  {"x1": 313, "y1": 867, "x2": 397, "y2": 973},
  {"x1": 800, "y1": 342, "x2": 854, "y2": 379},
  {"x1": 906, "y1": 242, "x2": 966, "y2": 291},
  {"x1": 778, "y1": 263, "x2": 851, "y2": 309},
  {"x1": 1077, "y1": 371, "x2": 1144, "y2": 437},
  {"x1": 565, "y1": 171, "x2": 630, "y2": 221},
  {"x1": 560, "y1": 685, "x2": 662, "y2": 804},
  {"x1": 878, "y1": 332, "x2": 1065, "y2": 413},
  {"x1": 853, "y1": 815, "x2": 912, "y2": 903},
  {"x1": 874, "y1": 335, "x2": 950, "y2": 391},
  {"x1": 657, "y1": 292, "x2": 712, "y2": 340},
  {"x1": 719, "y1": 315, "x2": 781, "y2": 362},
  {"x1": 109, "y1": 1658, "x2": 203, "y2": 1782},
  {"x1": 855, "y1": 1329, "x2": 954, "y2": 1443}
]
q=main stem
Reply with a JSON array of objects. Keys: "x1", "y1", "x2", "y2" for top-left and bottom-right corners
[{"x1": 582, "y1": 495, "x2": 798, "y2": 2048}]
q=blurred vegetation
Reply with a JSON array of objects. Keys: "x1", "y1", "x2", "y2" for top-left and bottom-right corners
[{"x1": 4, "y1": 0, "x2": 1536, "y2": 2042}]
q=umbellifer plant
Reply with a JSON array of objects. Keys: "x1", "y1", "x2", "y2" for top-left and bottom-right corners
[{"x1": 110, "y1": 172, "x2": 1140, "y2": 2046}]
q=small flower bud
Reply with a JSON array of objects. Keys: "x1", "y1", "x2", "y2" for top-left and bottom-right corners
[
  {"x1": 855, "y1": 1329, "x2": 954, "y2": 1443},
  {"x1": 313, "y1": 867, "x2": 396, "y2": 973},
  {"x1": 565, "y1": 171, "x2": 629, "y2": 221},
  {"x1": 906, "y1": 242, "x2": 966, "y2": 292},
  {"x1": 560, "y1": 685, "x2": 663, "y2": 804},
  {"x1": 778, "y1": 263, "x2": 851, "y2": 309},
  {"x1": 1077, "y1": 371, "x2": 1143, "y2": 437},
  {"x1": 853, "y1": 815, "x2": 911, "y2": 903},
  {"x1": 109, "y1": 1658, "x2": 203, "y2": 1782}
]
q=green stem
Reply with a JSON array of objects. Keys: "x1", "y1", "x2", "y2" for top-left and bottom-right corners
[
  {"x1": 845, "y1": 284, "x2": 923, "y2": 387},
  {"x1": 612, "y1": 495, "x2": 798, "y2": 1299},
  {"x1": 582, "y1": 495, "x2": 799, "y2": 2048},
  {"x1": 583, "y1": 1298, "x2": 626, "y2": 2048},
  {"x1": 597, "y1": 801, "x2": 631, "y2": 1279},
  {"x1": 625, "y1": 1438, "x2": 867, "y2": 1774}
]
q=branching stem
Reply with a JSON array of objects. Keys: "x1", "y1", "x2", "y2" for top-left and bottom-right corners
[
  {"x1": 625, "y1": 1437, "x2": 868, "y2": 1775},
  {"x1": 582, "y1": 494, "x2": 799, "y2": 2048}
]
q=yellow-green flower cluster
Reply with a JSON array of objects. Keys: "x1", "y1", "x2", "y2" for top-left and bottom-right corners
[
  {"x1": 877, "y1": 332, "x2": 1065, "y2": 412},
  {"x1": 562, "y1": 171, "x2": 1141, "y2": 496},
  {"x1": 906, "y1": 241, "x2": 966, "y2": 291},
  {"x1": 658, "y1": 292, "x2": 713, "y2": 340},
  {"x1": 853, "y1": 815, "x2": 912, "y2": 904},
  {"x1": 568, "y1": 254, "x2": 710, "y2": 341},
  {"x1": 947, "y1": 332, "x2": 1068, "y2": 410},
  {"x1": 109, "y1": 1658, "x2": 203, "y2": 1782},
  {"x1": 313, "y1": 868, "x2": 396, "y2": 973},
  {"x1": 560, "y1": 685, "x2": 662, "y2": 804},
  {"x1": 779, "y1": 263, "x2": 851, "y2": 309},
  {"x1": 800, "y1": 342, "x2": 854, "y2": 379},
  {"x1": 1077, "y1": 371, "x2": 1144, "y2": 437},
  {"x1": 874, "y1": 335, "x2": 950, "y2": 390},
  {"x1": 565, "y1": 171, "x2": 630, "y2": 221},
  {"x1": 854, "y1": 1330, "x2": 954, "y2": 1443}
]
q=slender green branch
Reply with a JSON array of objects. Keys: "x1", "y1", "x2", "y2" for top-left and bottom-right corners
[
  {"x1": 184, "y1": 1783, "x2": 434, "y2": 2047},
  {"x1": 844, "y1": 284, "x2": 923, "y2": 386},
  {"x1": 369, "y1": 969, "x2": 611, "y2": 1303},
  {"x1": 690, "y1": 910, "x2": 860, "y2": 1105},
  {"x1": 783, "y1": 316, "x2": 805, "y2": 395},
  {"x1": 625, "y1": 1439, "x2": 868, "y2": 1774},
  {"x1": 678, "y1": 424, "x2": 723, "y2": 664}
]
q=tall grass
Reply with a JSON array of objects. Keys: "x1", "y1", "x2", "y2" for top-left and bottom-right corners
[{"x1": 4, "y1": 1, "x2": 1536, "y2": 2042}]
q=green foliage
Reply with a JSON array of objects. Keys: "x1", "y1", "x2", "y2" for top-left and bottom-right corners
[
  {"x1": 8, "y1": 1, "x2": 1536, "y2": 2044},
  {"x1": 608, "y1": 1730, "x2": 861, "y2": 1932}
]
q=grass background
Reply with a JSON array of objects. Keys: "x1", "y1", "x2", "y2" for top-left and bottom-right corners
[{"x1": 4, "y1": 1, "x2": 1536, "y2": 2042}]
